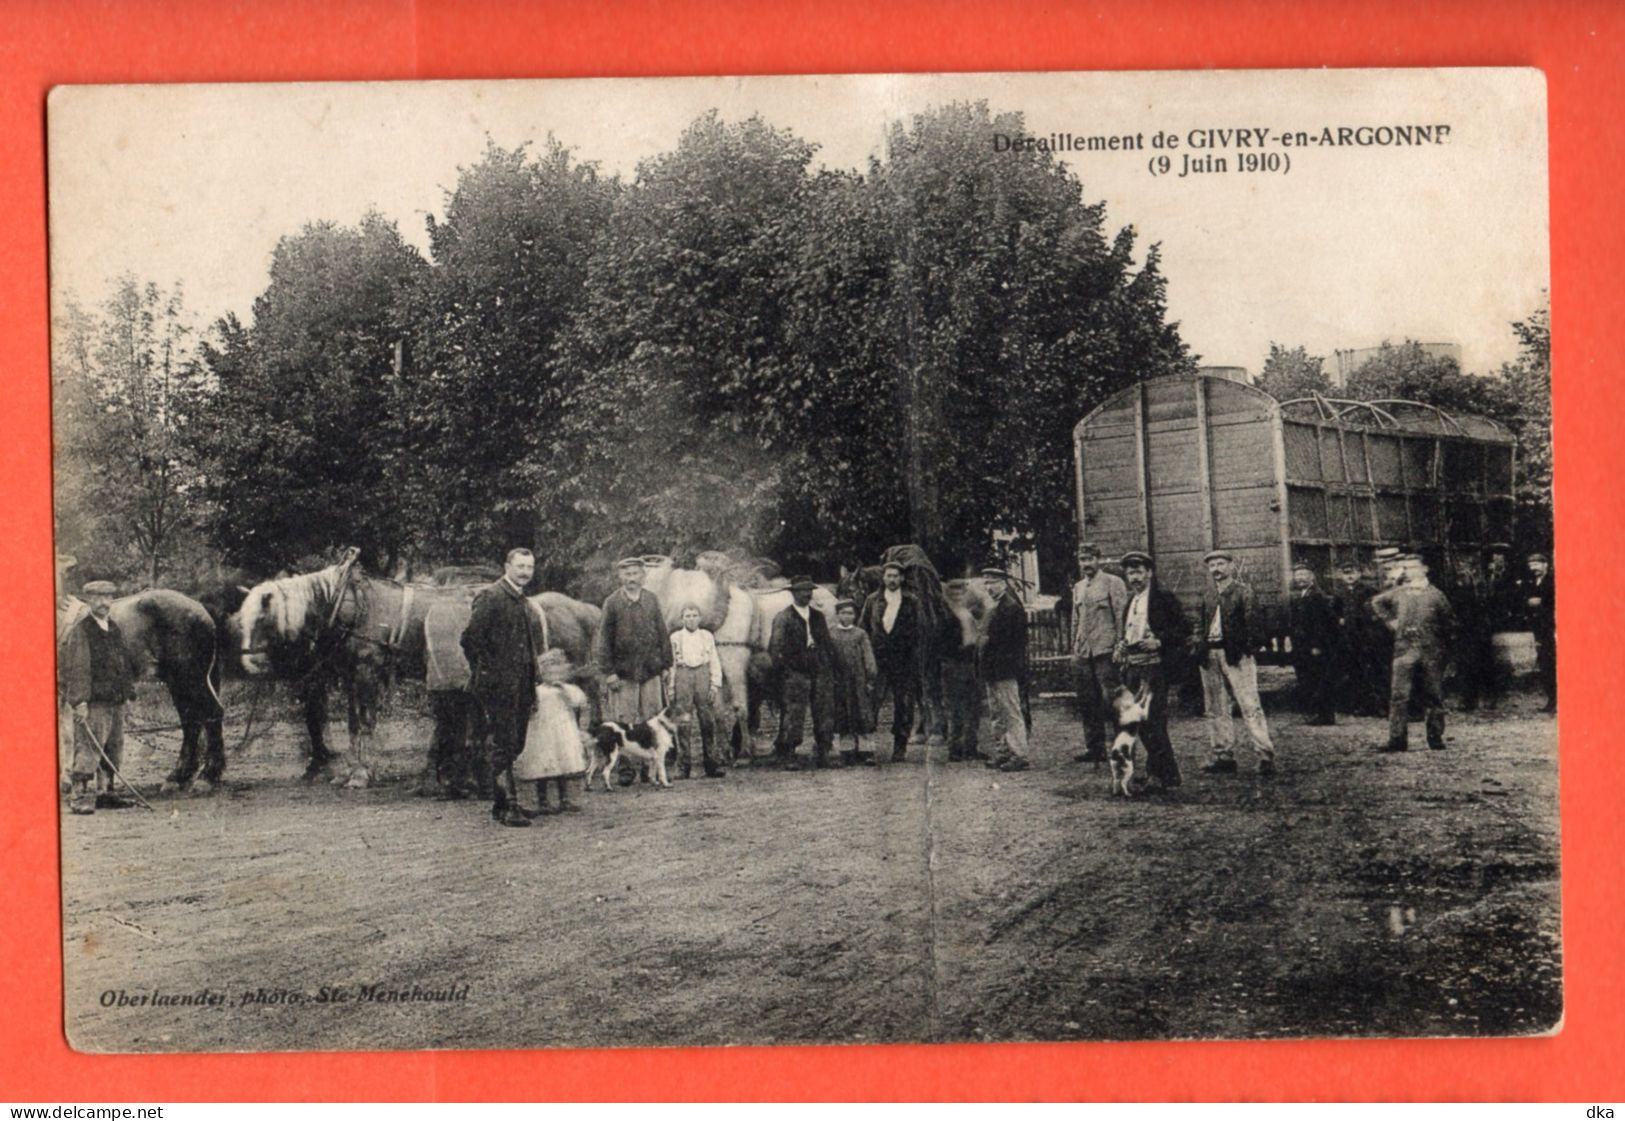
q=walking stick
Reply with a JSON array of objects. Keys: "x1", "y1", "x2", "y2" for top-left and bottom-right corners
[{"x1": 71, "y1": 709, "x2": 157, "y2": 813}]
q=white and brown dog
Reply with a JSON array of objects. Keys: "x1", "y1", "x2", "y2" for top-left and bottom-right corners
[
  {"x1": 585, "y1": 710, "x2": 677, "y2": 791},
  {"x1": 1107, "y1": 682, "x2": 1152, "y2": 797}
]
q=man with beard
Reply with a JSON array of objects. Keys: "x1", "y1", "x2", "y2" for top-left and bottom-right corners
[
  {"x1": 1068, "y1": 542, "x2": 1127, "y2": 764},
  {"x1": 595, "y1": 555, "x2": 672, "y2": 727},
  {"x1": 859, "y1": 560, "x2": 921, "y2": 762},
  {"x1": 1114, "y1": 551, "x2": 1189, "y2": 792}
]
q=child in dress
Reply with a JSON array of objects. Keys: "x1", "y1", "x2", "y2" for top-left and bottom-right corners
[
  {"x1": 513, "y1": 648, "x2": 590, "y2": 815},
  {"x1": 828, "y1": 599, "x2": 879, "y2": 765},
  {"x1": 668, "y1": 604, "x2": 725, "y2": 778}
]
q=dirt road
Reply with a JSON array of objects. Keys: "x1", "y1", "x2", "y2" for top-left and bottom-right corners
[{"x1": 60, "y1": 679, "x2": 1561, "y2": 1051}]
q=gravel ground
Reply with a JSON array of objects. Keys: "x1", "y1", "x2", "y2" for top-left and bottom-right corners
[{"x1": 60, "y1": 673, "x2": 1561, "y2": 1052}]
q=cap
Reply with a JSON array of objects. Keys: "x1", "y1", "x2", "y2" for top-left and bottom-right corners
[
  {"x1": 1373, "y1": 547, "x2": 1403, "y2": 562},
  {"x1": 1486, "y1": 542, "x2": 1512, "y2": 553},
  {"x1": 615, "y1": 556, "x2": 646, "y2": 570},
  {"x1": 881, "y1": 560, "x2": 905, "y2": 575},
  {"x1": 1527, "y1": 551, "x2": 1549, "y2": 563},
  {"x1": 1202, "y1": 549, "x2": 1234, "y2": 564},
  {"x1": 979, "y1": 566, "x2": 1013, "y2": 580},
  {"x1": 1292, "y1": 562, "x2": 1316, "y2": 573},
  {"x1": 834, "y1": 598, "x2": 857, "y2": 611},
  {"x1": 1120, "y1": 550, "x2": 1153, "y2": 568},
  {"x1": 1076, "y1": 542, "x2": 1102, "y2": 558},
  {"x1": 81, "y1": 580, "x2": 117, "y2": 596},
  {"x1": 1338, "y1": 560, "x2": 1362, "y2": 571},
  {"x1": 788, "y1": 574, "x2": 816, "y2": 591}
]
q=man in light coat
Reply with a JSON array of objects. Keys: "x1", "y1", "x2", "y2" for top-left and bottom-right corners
[
  {"x1": 1069, "y1": 542, "x2": 1127, "y2": 764},
  {"x1": 1191, "y1": 550, "x2": 1276, "y2": 776}
]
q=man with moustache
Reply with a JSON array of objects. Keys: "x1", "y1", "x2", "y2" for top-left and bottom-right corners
[
  {"x1": 1115, "y1": 551, "x2": 1189, "y2": 792},
  {"x1": 1192, "y1": 550, "x2": 1276, "y2": 776},
  {"x1": 1068, "y1": 542, "x2": 1127, "y2": 764},
  {"x1": 1287, "y1": 564, "x2": 1340, "y2": 726},
  {"x1": 1371, "y1": 554, "x2": 1456, "y2": 752},
  {"x1": 859, "y1": 560, "x2": 922, "y2": 762},
  {"x1": 60, "y1": 580, "x2": 138, "y2": 815},
  {"x1": 1522, "y1": 552, "x2": 1556, "y2": 713},
  {"x1": 770, "y1": 576, "x2": 840, "y2": 770},
  {"x1": 462, "y1": 548, "x2": 548, "y2": 827}
]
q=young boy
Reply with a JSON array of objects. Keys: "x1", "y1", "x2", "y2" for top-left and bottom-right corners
[
  {"x1": 668, "y1": 604, "x2": 725, "y2": 778},
  {"x1": 828, "y1": 598, "x2": 880, "y2": 765}
]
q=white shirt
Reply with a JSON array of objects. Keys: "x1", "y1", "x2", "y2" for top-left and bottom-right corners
[
  {"x1": 92, "y1": 614, "x2": 111, "y2": 631},
  {"x1": 1208, "y1": 603, "x2": 1223, "y2": 641},
  {"x1": 792, "y1": 603, "x2": 814, "y2": 647},
  {"x1": 670, "y1": 628, "x2": 723, "y2": 690},
  {"x1": 1124, "y1": 591, "x2": 1149, "y2": 645},
  {"x1": 881, "y1": 588, "x2": 902, "y2": 633}
]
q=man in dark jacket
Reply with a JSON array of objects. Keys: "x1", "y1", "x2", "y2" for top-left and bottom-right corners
[
  {"x1": 978, "y1": 566, "x2": 1031, "y2": 773},
  {"x1": 1522, "y1": 552, "x2": 1556, "y2": 713},
  {"x1": 461, "y1": 548, "x2": 547, "y2": 827},
  {"x1": 1191, "y1": 550, "x2": 1276, "y2": 775},
  {"x1": 60, "y1": 580, "x2": 138, "y2": 815},
  {"x1": 1331, "y1": 561, "x2": 1384, "y2": 715},
  {"x1": 1116, "y1": 551, "x2": 1189, "y2": 791},
  {"x1": 769, "y1": 576, "x2": 840, "y2": 770},
  {"x1": 1288, "y1": 564, "x2": 1340, "y2": 725},
  {"x1": 859, "y1": 560, "x2": 921, "y2": 762},
  {"x1": 1447, "y1": 556, "x2": 1502, "y2": 712},
  {"x1": 594, "y1": 556, "x2": 672, "y2": 726}
]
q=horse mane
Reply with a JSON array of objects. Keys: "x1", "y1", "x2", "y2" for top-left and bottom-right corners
[{"x1": 268, "y1": 565, "x2": 347, "y2": 638}]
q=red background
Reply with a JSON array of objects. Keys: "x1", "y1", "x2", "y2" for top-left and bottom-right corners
[{"x1": 2, "y1": 0, "x2": 1620, "y2": 1101}]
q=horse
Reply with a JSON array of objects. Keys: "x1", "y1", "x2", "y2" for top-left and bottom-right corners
[
  {"x1": 234, "y1": 555, "x2": 461, "y2": 788},
  {"x1": 837, "y1": 544, "x2": 959, "y2": 743},
  {"x1": 57, "y1": 589, "x2": 226, "y2": 793}
]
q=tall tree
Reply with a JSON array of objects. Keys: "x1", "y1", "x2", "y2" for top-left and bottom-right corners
[
  {"x1": 52, "y1": 278, "x2": 208, "y2": 586},
  {"x1": 195, "y1": 214, "x2": 425, "y2": 572}
]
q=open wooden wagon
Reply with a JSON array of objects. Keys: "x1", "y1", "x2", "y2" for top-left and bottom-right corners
[{"x1": 1071, "y1": 372, "x2": 1516, "y2": 655}]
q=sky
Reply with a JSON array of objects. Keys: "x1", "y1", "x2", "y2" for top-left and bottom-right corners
[{"x1": 47, "y1": 68, "x2": 1549, "y2": 376}]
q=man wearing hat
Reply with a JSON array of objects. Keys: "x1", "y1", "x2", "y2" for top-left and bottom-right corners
[
  {"x1": 769, "y1": 576, "x2": 839, "y2": 769},
  {"x1": 1192, "y1": 550, "x2": 1276, "y2": 775},
  {"x1": 1447, "y1": 554, "x2": 1502, "y2": 712},
  {"x1": 463, "y1": 548, "x2": 549, "y2": 826},
  {"x1": 1069, "y1": 542, "x2": 1127, "y2": 764},
  {"x1": 1522, "y1": 552, "x2": 1556, "y2": 713},
  {"x1": 60, "y1": 580, "x2": 138, "y2": 815},
  {"x1": 1115, "y1": 551, "x2": 1188, "y2": 790},
  {"x1": 593, "y1": 555, "x2": 673, "y2": 729},
  {"x1": 1331, "y1": 560, "x2": 1384, "y2": 716},
  {"x1": 978, "y1": 566, "x2": 1031, "y2": 772},
  {"x1": 1371, "y1": 554, "x2": 1456, "y2": 751},
  {"x1": 858, "y1": 559, "x2": 922, "y2": 762},
  {"x1": 1287, "y1": 563, "x2": 1339, "y2": 726}
]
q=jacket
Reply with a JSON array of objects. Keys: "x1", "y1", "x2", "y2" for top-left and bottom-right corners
[
  {"x1": 858, "y1": 589, "x2": 920, "y2": 664},
  {"x1": 595, "y1": 588, "x2": 672, "y2": 683},
  {"x1": 60, "y1": 614, "x2": 137, "y2": 706},
  {"x1": 461, "y1": 579, "x2": 546, "y2": 697},
  {"x1": 769, "y1": 603, "x2": 834, "y2": 678},
  {"x1": 1288, "y1": 586, "x2": 1340, "y2": 661},
  {"x1": 1071, "y1": 571, "x2": 1127, "y2": 658},
  {"x1": 1119, "y1": 584, "x2": 1190, "y2": 672},
  {"x1": 1198, "y1": 579, "x2": 1263, "y2": 665},
  {"x1": 1521, "y1": 572, "x2": 1555, "y2": 642},
  {"x1": 1370, "y1": 582, "x2": 1456, "y2": 655},
  {"x1": 979, "y1": 591, "x2": 1028, "y2": 683}
]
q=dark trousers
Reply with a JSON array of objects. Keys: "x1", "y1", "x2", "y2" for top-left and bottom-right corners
[
  {"x1": 1389, "y1": 646, "x2": 1446, "y2": 747},
  {"x1": 1073, "y1": 652, "x2": 1120, "y2": 754},
  {"x1": 1122, "y1": 662, "x2": 1179, "y2": 786},
  {"x1": 1293, "y1": 651, "x2": 1335, "y2": 722},
  {"x1": 776, "y1": 667, "x2": 835, "y2": 758},
  {"x1": 430, "y1": 690, "x2": 489, "y2": 793},
  {"x1": 874, "y1": 651, "x2": 916, "y2": 748},
  {"x1": 1455, "y1": 630, "x2": 1504, "y2": 709},
  {"x1": 1334, "y1": 630, "x2": 1385, "y2": 715},
  {"x1": 477, "y1": 685, "x2": 532, "y2": 788},
  {"x1": 1535, "y1": 634, "x2": 1556, "y2": 708},
  {"x1": 941, "y1": 657, "x2": 980, "y2": 757}
]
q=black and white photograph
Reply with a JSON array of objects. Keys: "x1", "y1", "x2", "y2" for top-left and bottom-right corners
[{"x1": 48, "y1": 69, "x2": 1557, "y2": 1053}]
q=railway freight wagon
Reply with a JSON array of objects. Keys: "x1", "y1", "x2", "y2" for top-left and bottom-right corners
[{"x1": 1072, "y1": 372, "x2": 1515, "y2": 652}]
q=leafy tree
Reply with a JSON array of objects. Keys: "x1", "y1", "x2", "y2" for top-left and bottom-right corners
[
  {"x1": 1497, "y1": 300, "x2": 1553, "y2": 547},
  {"x1": 52, "y1": 278, "x2": 208, "y2": 586},
  {"x1": 395, "y1": 140, "x2": 617, "y2": 566},
  {"x1": 194, "y1": 214, "x2": 425, "y2": 573},
  {"x1": 1257, "y1": 342, "x2": 1330, "y2": 400}
]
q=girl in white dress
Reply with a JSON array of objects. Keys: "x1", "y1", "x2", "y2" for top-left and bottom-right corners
[{"x1": 514, "y1": 648, "x2": 589, "y2": 814}]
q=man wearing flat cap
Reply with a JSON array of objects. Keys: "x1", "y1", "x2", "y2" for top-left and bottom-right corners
[
  {"x1": 463, "y1": 548, "x2": 548, "y2": 826},
  {"x1": 1115, "y1": 551, "x2": 1188, "y2": 791},
  {"x1": 769, "y1": 576, "x2": 839, "y2": 769},
  {"x1": 978, "y1": 566, "x2": 1031, "y2": 772},
  {"x1": 594, "y1": 555, "x2": 673, "y2": 728},
  {"x1": 60, "y1": 580, "x2": 137, "y2": 815},
  {"x1": 1069, "y1": 542, "x2": 1127, "y2": 764},
  {"x1": 859, "y1": 559, "x2": 921, "y2": 762},
  {"x1": 1192, "y1": 550, "x2": 1276, "y2": 775},
  {"x1": 1288, "y1": 564, "x2": 1339, "y2": 726}
]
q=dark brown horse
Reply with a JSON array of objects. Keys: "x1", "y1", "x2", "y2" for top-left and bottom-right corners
[{"x1": 57, "y1": 589, "x2": 226, "y2": 791}]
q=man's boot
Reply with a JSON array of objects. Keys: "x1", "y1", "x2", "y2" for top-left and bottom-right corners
[
  {"x1": 68, "y1": 775, "x2": 95, "y2": 815},
  {"x1": 892, "y1": 736, "x2": 908, "y2": 763}
]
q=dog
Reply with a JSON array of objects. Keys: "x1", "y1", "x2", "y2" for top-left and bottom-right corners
[
  {"x1": 585, "y1": 710, "x2": 677, "y2": 791},
  {"x1": 1107, "y1": 682, "x2": 1152, "y2": 797}
]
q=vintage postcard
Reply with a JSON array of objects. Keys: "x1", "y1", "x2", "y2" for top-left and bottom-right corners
[{"x1": 48, "y1": 68, "x2": 1555, "y2": 1053}]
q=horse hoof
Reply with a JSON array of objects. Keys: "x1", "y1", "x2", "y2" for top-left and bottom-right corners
[
  {"x1": 343, "y1": 769, "x2": 371, "y2": 790},
  {"x1": 191, "y1": 779, "x2": 215, "y2": 796}
]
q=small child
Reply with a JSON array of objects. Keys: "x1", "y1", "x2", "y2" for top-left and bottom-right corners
[
  {"x1": 514, "y1": 648, "x2": 589, "y2": 814},
  {"x1": 668, "y1": 604, "x2": 725, "y2": 778},
  {"x1": 828, "y1": 598, "x2": 880, "y2": 765}
]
